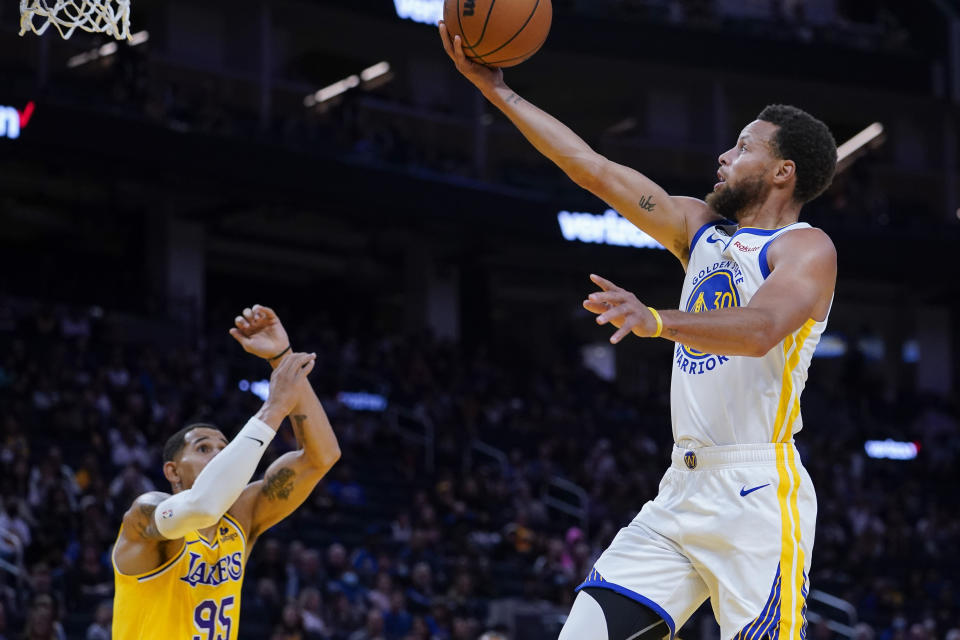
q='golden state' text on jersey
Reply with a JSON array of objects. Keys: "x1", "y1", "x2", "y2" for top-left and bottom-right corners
[
  {"x1": 112, "y1": 513, "x2": 247, "y2": 640},
  {"x1": 671, "y1": 220, "x2": 829, "y2": 447}
]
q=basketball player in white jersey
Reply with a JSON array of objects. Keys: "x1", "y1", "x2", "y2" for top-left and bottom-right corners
[{"x1": 440, "y1": 24, "x2": 838, "y2": 640}]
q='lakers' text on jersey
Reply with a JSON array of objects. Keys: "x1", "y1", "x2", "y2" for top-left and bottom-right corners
[
  {"x1": 671, "y1": 220, "x2": 829, "y2": 447},
  {"x1": 112, "y1": 513, "x2": 247, "y2": 640}
]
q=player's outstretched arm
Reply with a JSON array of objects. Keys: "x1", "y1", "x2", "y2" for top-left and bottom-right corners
[
  {"x1": 583, "y1": 229, "x2": 837, "y2": 355},
  {"x1": 113, "y1": 353, "x2": 313, "y2": 575},
  {"x1": 439, "y1": 21, "x2": 716, "y2": 265},
  {"x1": 228, "y1": 306, "x2": 342, "y2": 547}
]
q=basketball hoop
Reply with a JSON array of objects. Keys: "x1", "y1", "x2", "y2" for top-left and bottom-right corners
[{"x1": 19, "y1": 0, "x2": 132, "y2": 41}]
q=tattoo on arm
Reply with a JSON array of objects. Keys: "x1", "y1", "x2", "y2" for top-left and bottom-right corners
[
  {"x1": 505, "y1": 93, "x2": 523, "y2": 106},
  {"x1": 132, "y1": 503, "x2": 163, "y2": 541},
  {"x1": 261, "y1": 468, "x2": 296, "y2": 501},
  {"x1": 638, "y1": 195, "x2": 656, "y2": 212},
  {"x1": 291, "y1": 414, "x2": 307, "y2": 444}
]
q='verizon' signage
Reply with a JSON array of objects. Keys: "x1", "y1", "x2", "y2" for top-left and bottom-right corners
[
  {"x1": 1, "y1": 101, "x2": 35, "y2": 139},
  {"x1": 558, "y1": 209, "x2": 666, "y2": 250}
]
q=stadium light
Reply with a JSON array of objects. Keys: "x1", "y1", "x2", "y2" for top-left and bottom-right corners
[
  {"x1": 336, "y1": 391, "x2": 388, "y2": 412},
  {"x1": 836, "y1": 122, "x2": 885, "y2": 172},
  {"x1": 361, "y1": 62, "x2": 391, "y2": 82},
  {"x1": 393, "y1": 0, "x2": 443, "y2": 25},
  {"x1": 864, "y1": 439, "x2": 919, "y2": 461},
  {"x1": 66, "y1": 30, "x2": 149, "y2": 68},
  {"x1": 304, "y1": 62, "x2": 392, "y2": 108}
]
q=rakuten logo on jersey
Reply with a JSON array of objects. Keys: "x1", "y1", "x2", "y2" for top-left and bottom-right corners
[
  {"x1": 732, "y1": 240, "x2": 761, "y2": 252},
  {"x1": 0, "y1": 101, "x2": 35, "y2": 139}
]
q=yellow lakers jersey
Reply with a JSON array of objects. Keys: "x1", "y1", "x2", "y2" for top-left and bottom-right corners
[{"x1": 112, "y1": 513, "x2": 247, "y2": 640}]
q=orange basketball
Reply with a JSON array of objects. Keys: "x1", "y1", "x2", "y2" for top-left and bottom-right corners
[{"x1": 443, "y1": 0, "x2": 552, "y2": 68}]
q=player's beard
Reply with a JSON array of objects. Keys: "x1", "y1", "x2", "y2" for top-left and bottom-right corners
[{"x1": 705, "y1": 174, "x2": 771, "y2": 222}]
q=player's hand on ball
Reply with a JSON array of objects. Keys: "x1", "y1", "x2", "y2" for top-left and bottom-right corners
[
  {"x1": 584, "y1": 274, "x2": 658, "y2": 344},
  {"x1": 229, "y1": 304, "x2": 291, "y2": 360},
  {"x1": 438, "y1": 20, "x2": 503, "y2": 90}
]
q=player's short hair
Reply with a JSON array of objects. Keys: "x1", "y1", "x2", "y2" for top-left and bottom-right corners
[
  {"x1": 162, "y1": 423, "x2": 220, "y2": 463},
  {"x1": 757, "y1": 104, "x2": 837, "y2": 204}
]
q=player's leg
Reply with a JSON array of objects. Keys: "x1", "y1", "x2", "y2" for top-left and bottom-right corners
[
  {"x1": 562, "y1": 518, "x2": 708, "y2": 640},
  {"x1": 558, "y1": 588, "x2": 670, "y2": 640}
]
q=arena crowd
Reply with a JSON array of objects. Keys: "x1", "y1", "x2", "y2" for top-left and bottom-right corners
[{"x1": 0, "y1": 298, "x2": 957, "y2": 639}]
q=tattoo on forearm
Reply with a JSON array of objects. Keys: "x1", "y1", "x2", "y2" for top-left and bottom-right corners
[
  {"x1": 261, "y1": 468, "x2": 296, "y2": 501},
  {"x1": 638, "y1": 195, "x2": 656, "y2": 212},
  {"x1": 667, "y1": 328, "x2": 679, "y2": 338},
  {"x1": 291, "y1": 414, "x2": 307, "y2": 443},
  {"x1": 135, "y1": 503, "x2": 162, "y2": 540},
  {"x1": 505, "y1": 92, "x2": 523, "y2": 105}
]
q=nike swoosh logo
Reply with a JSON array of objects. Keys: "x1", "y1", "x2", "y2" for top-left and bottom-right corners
[
  {"x1": 244, "y1": 436, "x2": 265, "y2": 447},
  {"x1": 705, "y1": 234, "x2": 722, "y2": 243},
  {"x1": 739, "y1": 483, "x2": 770, "y2": 497}
]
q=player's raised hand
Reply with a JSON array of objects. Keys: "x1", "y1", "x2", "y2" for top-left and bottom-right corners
[
  {"x1": 229, "y1": 304, "x2": 291, "y2": 360},
  {"x1": 265, "y1": 352, "x2": 316, "y2": 415},
  {"x1": 584, "y1": 274, "x2": 659, "y2": 344},
  {"x1": 438, "y1": 20, "x2": 503, "y2": 91}
]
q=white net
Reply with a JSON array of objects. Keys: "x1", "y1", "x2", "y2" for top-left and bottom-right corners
[{"x1": 19, "y1": 0, "x2": 131, "y2": 41}]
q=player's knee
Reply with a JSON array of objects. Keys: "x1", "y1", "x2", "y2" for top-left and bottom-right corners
[{"x1": 565, "y1": 587, "x2": 669, "y2": 640}]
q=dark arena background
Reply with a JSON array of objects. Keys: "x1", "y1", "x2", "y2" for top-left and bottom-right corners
[{"x1": 1, "y1": 0, "x2": 959, "y2": 638}]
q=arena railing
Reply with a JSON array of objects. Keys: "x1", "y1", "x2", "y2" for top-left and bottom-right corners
[
  {"x1": 541, "y1": 476, "x2": 589, "y2": 534},
  {"x1": 387, "y1": 406, "x2": 435, "y2": 474},
  {"x1": 807, "y1": 589, "x2": 858, "y2": 638},
  {"x1": 465, "y1": 439, "x2": 509, "y2": 478}
]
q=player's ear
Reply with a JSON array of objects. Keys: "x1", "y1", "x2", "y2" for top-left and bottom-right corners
[
  {"x1": 773, "y1": 159, "x2": 795, "y2": 186},
  {"x1": 163, "y1": 460, "x2": 181, "y2": 488}
]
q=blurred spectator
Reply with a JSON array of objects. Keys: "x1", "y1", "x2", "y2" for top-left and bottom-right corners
[
  {"x1": 22, "y1": 595, "x2": 64, "y2": 640},
  {"x1": 85, "y1": 601, "x2": 111, "y2": 640},
  {"x1": 272, "y1": 602, "x2": 306, "y2": 640},
  {"x1": 298, "y1": 587, "x2": 327, "y2": 638},
  {"x1": 349, "y1": 608, "x2": 386, "y2": 640}
]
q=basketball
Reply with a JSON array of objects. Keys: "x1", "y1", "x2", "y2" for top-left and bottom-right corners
[{"x1": 442, "y1": 0, "x2": 552, "y2": 68}]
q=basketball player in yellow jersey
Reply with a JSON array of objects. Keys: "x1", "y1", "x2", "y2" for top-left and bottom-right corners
[
  {"x1": 112, "y1": 305, "x2": 341, "y2": 640},
  {"x1": 441, "y1": 23, "x2": 839, "y2": 640}
]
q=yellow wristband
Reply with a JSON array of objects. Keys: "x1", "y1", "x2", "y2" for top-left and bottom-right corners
[{"x1": 648, "y1": 307, "x2": 663, "y2": 338}]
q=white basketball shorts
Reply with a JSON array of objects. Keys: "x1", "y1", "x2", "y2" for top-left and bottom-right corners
[{"x1": 576, "y1": 442, "x2": 817, "y2": 640}]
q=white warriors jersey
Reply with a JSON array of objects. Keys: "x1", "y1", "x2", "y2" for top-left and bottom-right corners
[{"x1": 670, "y1": 220, "x2": 829, "y2": 447}]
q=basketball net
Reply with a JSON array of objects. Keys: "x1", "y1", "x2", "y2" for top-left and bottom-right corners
[{"x1": 19, "y1": 0, "x2": 131, "y2": 40}]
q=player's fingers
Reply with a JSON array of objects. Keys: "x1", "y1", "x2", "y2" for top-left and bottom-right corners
[
  {"x1": 299, "y1": 355, "x2": 316, "y2": 377},
  {"x1": 588, "y1": 291, "x2": 625, "y2": 305},
  {"x1": 583, "y1": 300, "x2": 609, "y2": 315},
  {"x1": 285, "y1": 352, "x2": 316, "y2": 377},
  {"x1": 242, "y1": 307, "x2": 255, "y2": 322},
  {"x1": 253, "y1": 304, "x2": 276, "y2": 320},
  {"x1": 228, "y1": 327, "x2": 248, "y2": 343},
  {"x1": 590, "y1": 273, "x2": 620, "y2": 292},
  {"x1": 276, "y1": 352, "x2": 307, "y2": 378},
  {"x1": 453, "y1": 35, "x2": 468, "y2": 65},
  {"x1": 597, "y1": 304, "x2": 632, "y2": 326},
  {"x1": 234, "y1": 315, "x2": 251, "y2": 332},
  {"x1": 610, "y1": 324, "x2": 633, "y2": 344},
  {"x1": 438, "y1": 22, "x2": 456, "y2": 59}
]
